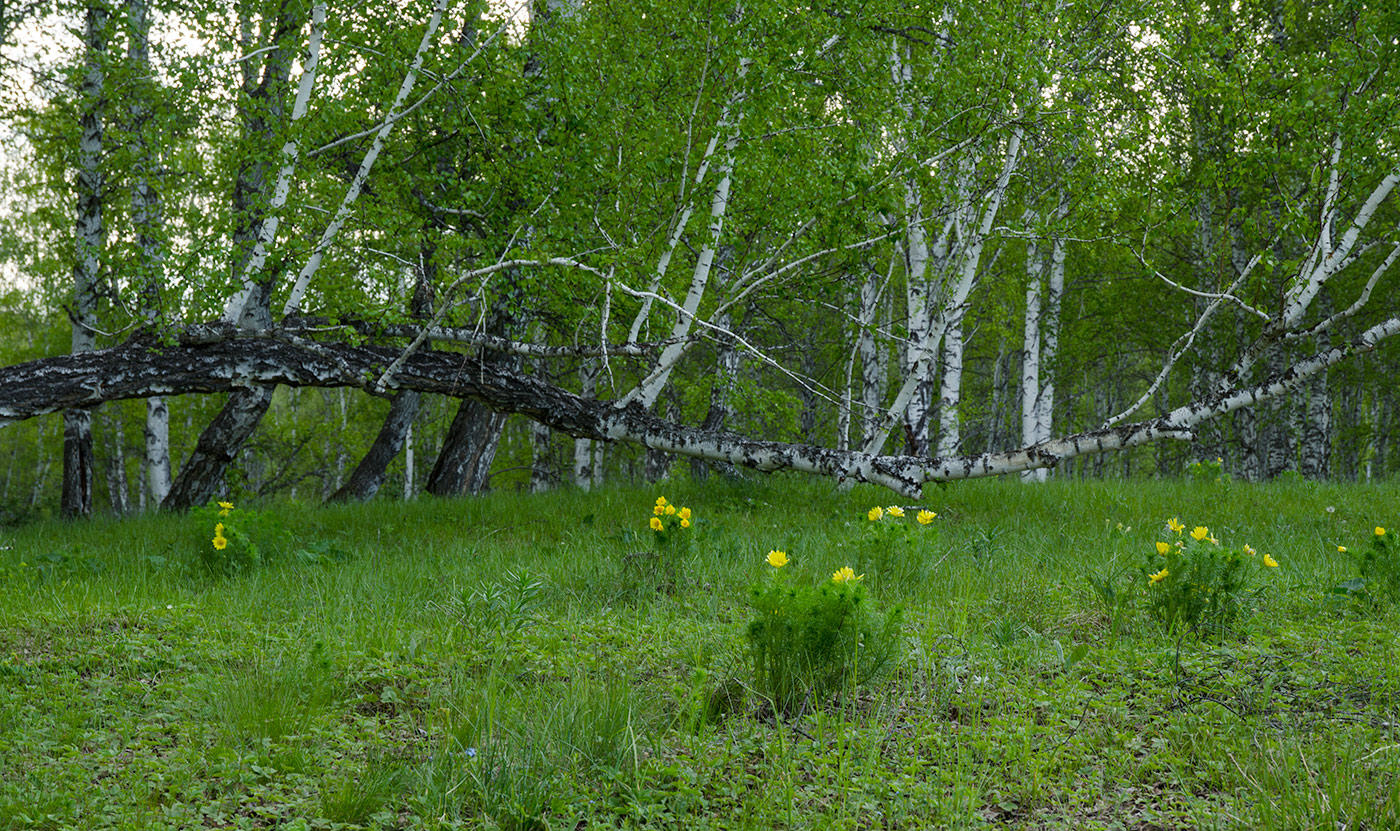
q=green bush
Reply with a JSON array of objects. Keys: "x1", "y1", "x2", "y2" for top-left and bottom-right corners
[
  {"x1": 1143, "y1": 518, "x2": 1278, "y2": 637},
  {"x1": 746, "y1": 551, "x2": 903, "y2": 715}
]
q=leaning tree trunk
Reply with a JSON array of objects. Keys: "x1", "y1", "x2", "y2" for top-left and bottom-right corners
[
  {"x1": 62, "y1": 2, "x2": 107, "y2": 519},
  {"x1": 327, "y1": 250, "x2": 436, "y2": 503},
  {"x1": 161, "y1": 5, "x2": 301, "y2": 511},
  {"x1": 328, "y1": 391, "x2": 421, "y2": 502},
  {"x1": 425, "y1": 398, "x2": 507, "y2": 496}
]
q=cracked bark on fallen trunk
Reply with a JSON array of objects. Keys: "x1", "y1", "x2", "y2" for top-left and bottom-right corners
[{"x1": 3, "y1": 321, "x2": 1395, "y2": 497}]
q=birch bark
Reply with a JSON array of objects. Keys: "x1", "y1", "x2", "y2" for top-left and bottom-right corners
[
  {"x1": 61, "y1": 2, "x2": 107, "y2": 519},
  {"x1": 127, "y1": 0, "x2": 171, "y2": 508}
]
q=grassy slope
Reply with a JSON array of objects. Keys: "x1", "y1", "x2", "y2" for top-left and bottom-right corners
[{"x1": 0, "y1": 475, "x2": 1397, "y2": 830}]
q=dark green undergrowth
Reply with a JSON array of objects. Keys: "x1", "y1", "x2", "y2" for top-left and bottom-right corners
[{"x1": 1, "y1": 476, "x2": 1397, "y2": 829}]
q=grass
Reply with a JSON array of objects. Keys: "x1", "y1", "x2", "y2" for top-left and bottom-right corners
[{"x1": 0, "y1": 474, "x2": 1397, "y2": 829}]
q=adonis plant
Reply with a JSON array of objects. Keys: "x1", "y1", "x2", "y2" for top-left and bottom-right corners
[
  {"x1": 1143, "y1": 517, "x2": 1278, "y2": 637},
  {"x1": 1336, "y1": 525, "x2": 1397, "y2": 605},
  {"x1": 746, "y1": 550, "x2": 903, "y2": 715},
  {"x1": 194, "y1": 500, "x2": 259, "y2": 573},
  {"x1": 649, "y1": 495, "x2": 694, "y2": 552}
]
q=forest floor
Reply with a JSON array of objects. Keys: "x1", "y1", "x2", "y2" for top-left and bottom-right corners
[{"x1": 1, "y1": 475, "x2": 1398, "y2": 830}]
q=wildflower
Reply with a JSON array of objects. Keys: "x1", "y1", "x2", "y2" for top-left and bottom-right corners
[
  {"x1": 679, "y1": 507, "x2": 691, "y2": 520},
  {"x1": 655, "y1": 496, "x2": 667, "y2": 507},
  {"x1": 1263, "y1": 553, "x2": 1279, "y2": 568},
  {"x1": 215, "y1": 522, "x2": 225, "y2": 537},
  {"x1": 680, "y1": 518, "x2": 690, "y2": 528},
  {"x1": 653, "y1": 504, "x2": 665, "y2": 516},
  {"x1": 831, "y1": 566, "x2": 864, "y2": 584},
  {"x1": 217, "y1": 501, "x2": 234, "y2": 517},
  {"x1": 766, "y1": 550, "x2": 789, "y2": 568},
  {"x1": 665, "y1": 505, "x2": 677, "y2": 515},
  {"x1": 867, "y1": 506, "x2": 884, "y2": 521},
  {"x1": 1377, "y1": 527, "x2": 1387, "y2": 537},
  {"x1": 887, "y1": 505, "x2": 905, "y2": 518},
  {"x1": 916, "y1": 509, "x2": 936, "y2": 525},
  {"x1": 650, "y1": 517, "x2": 663, "y2": 531},
  {"x1": 1243, "y1": 544, "x2": 1256, "y2": 556},
  {"x1": 1338, "y1": 545, "x2": 1348, "y2": 553},
  {"x1": 1149, "y1": 568, "x2": 1169, "y2": 584},
  {"x1": 1155, "y1": 541, "x2": 1170, "y2": 555},
  {"x1": 1208, "y1": 534, "x2": 1220, "y2": 546},
  {"x1": 1191, "y1": 526, "x2": 1209, "y2": 542},
  {"x1": 1167, "y1": 517, "x2": 1184, "y2": 535},
  {"x1": 212, "y1": 536, "x2": 228, "y2": 551}
]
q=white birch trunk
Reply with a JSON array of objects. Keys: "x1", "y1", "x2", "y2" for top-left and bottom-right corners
[
  {"x1": 936, "y1": 306, "x2": 964, "y2": 458},
  {"x1": 573, "y1": 360, "x2": 598, "y2": 489},
  {"x1": 1020, "y1": 229, "x2": 1045, "y2": 481},
  {"x1": 864, "y1": 126, "x2": 1024, "y2": 457},
  {"x1": 859, "y1": 257, "x2": 891, "y2": 447},
  {"x1": 403, "y1": 423, "x2": 415, "y2": 499},
  {"x1": 282, "y1": 0, "x2": 450, "y2": 316},
  {"x1": 530, "y1": 419, "x2": 552, "y2": 492},
  {"x1": 126, "y1": 0, "x2": 171, "y2": 509},
  {"x1": 621, "y1": 59, "x2": 750, "y2": 409},
  {"x1": 222, "y1": 1, "x2": 327, "y2": 326},
  {"x1": 62, "y1": 2, "x2": 107, "y2": 519}
]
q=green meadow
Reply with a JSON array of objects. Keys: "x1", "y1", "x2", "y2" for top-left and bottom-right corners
[{"x1": 1, "y1": 476, "x2": 1397, "y2": 830}]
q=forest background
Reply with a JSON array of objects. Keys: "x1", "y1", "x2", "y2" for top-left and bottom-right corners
[{"x1": 1, "y1": 0, "x2": 1398, "y2": 521}]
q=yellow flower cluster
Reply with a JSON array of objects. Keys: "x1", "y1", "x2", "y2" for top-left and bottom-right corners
[
  {"x1": 218, "y1": 501, "x2": 234, "y2": 517},
  {"x1": 212, "y1": 519, "x2": 229, "y2": 551},
  {"x1": 1152, "y1": 517, "x2": 1277, "y2": 579},
  {"x1": 867, "y1": 505, "x2": 937, "y2": 524},
  {"x1": 831, "y1": 566, "x2": 864, "y2": 584},
  {"x1": 650, "y1": 496, "x2": 693, "y2": 531}
]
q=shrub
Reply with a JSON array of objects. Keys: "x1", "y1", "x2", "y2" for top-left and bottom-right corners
[
  {"x1": 746, "y1": 550, "x2": 903, "y2": 715},
  {"x1": 1143, "y1": 518, "x2": 1277, "y2": 637}
]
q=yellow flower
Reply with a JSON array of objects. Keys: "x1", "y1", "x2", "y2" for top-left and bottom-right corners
[
  {"x1": 679, "y1": 507, "x2": 691, "y2": 520},
  {"x1": 665, "y1": 504, "x2": 677, "y2": 515},
  {"x1": 1155, "y1": 541, "x2": 1170, "y2": 556},
  {"x1": 831, "y1": 566, "x2": 864, "y2": 584},
  {"x1": 650, "y1": 517, "x2": 663, "y2": 531},
  {"x1": 1263, "y1": 553, "x2": 1279, "y2": 568},
  {"x1": 217, "y1": 501, "x2": 234, "y2": 517},
  {"x1": 653, "y1": 504, "x2": 665, "y2": 515},
  {"x1": 867, "y1": 506, "x2": 883, "y2": 521},
  {"x1": 212, "y1": 536, "x2": 228, "y2": 551},
  {"x1": 916, "y1": 509, "x2": 936, "y2": 525},
  {"x1": 1377, "y1": 527, "x2": 1387, "y2": 537},
  {"x1": 1242, "y1": 544, "x2": 1256, "y2": 556},
  {"x1": 1149, "y1": 568, "x2": 1169, "y2": 584},
  {"x1": 1167, "y1": 517, "x2": 1184, "y2": 535},
  {"x1": 655, "y1": 496, "x2": 667, "y2": 506},
  {"x1": 1337, "y1": 545, "x2": 1347, "y2": 553},
  {"x1": 680, "y1": 518, "x2": 690, "y2": 528},
  {"x1": 766, "y1": 550, "x2": 788, "y2": 568},
  {"x1": 215, "y1": 523, "x2": 225, "y2": 537},
  {"x1": 886, "y1": 505, "x2": 905, "y2": 518},
  {"x1": 1191, "y1": 526, "x2": 1209, "y2": 542}
]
